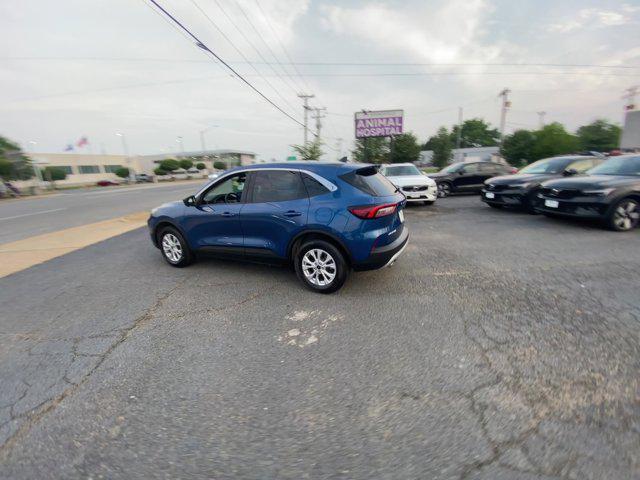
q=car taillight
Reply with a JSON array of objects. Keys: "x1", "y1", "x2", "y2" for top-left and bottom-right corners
[{"x1": 348, "y1": 203, "x2": 398, "y2": 219}]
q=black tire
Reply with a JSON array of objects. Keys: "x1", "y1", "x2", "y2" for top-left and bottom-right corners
[
  {"x1": 158, "y1": 226, "x2": 194, "y2": 267},
  {"x1": 606, "y1": 197, "x2": 640, "y2": 232},
  {"x1": 294, "y1": 239, "x2": 348, "y2": 294},
  {"x1": 423, "y1": 200, "x2": 435, "y2": 206},
  {"x1": 438, "y1": 182, "x2": 452, "y2": 198},
  {"x1": 522, "y1": 191, "x2": 539, "y2": 214},
  {"x1": 488, "y1": 203, "x2": 503, "y2": 209}
]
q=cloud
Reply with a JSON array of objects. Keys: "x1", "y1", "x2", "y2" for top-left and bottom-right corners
[
  {"x1": 548, "y1": 5, "x2": 639, "y2": 32},
  {"x1": 320, "y1": 0, "x2": 500, "y2": 64}
]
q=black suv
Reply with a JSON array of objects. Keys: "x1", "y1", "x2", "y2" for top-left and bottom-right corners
[
  {"x1": 535, "y1": 154, "x2": 640, "y2": 231},
  {"x1": 481, "y1": 155, "x2": 603, "y2": 213},
  {"x1": 428, "y1": 161, "x2": 515, "y2": 197}
]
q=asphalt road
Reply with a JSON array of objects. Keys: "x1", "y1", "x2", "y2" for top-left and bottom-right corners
[
  {"x1": 0, "y1": 181, "x2": 206, "y2": 244},
  {"x1": 1, "y1": 195, "x2": 639, "y2": 479}
]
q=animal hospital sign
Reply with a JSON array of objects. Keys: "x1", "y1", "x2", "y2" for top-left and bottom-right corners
[{"x1": 355, "y1": 110, "x2": 404, "y2": 138}]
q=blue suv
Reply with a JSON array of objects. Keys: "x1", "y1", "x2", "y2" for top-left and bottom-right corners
[{"x1": 148, "y1": 163, "x2": 408, "y2": 293}]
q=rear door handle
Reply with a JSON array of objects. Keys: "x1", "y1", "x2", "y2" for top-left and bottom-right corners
[
  {"x1": 221, "y1": 211, "x2": 236, "y2": 217},
  {"x1": 284, "y1": 210, "x2": 302, "y2": 217}
]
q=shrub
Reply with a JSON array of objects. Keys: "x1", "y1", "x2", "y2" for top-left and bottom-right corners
[
  {"x1": 115, "y1": 167, "x2": 130, "y2": 178},
  {"x1": 43, "y1": 166, "x2": 67, "y2": 181},
  {"x1": 159, "y1": 159, "x2": 180, "y2": 172},
  {"x1": 154, "y1": 167, "x2": 167, "y2": 176},
  {"x1": 179, "y1": 159, "x2": 193, "y2": 170},
  {"x1": 213, "y1": 160, "x2": 226, "y2": 170},
  {"x1": 196, "y1": 162, "x2": 206, "y2": 170}
]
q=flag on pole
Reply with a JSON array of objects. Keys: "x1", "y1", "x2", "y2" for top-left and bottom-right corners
[
  {"x1": 76, "y1": 136, "x2": 89, "y2": 148},
  {"x1": 64, "y1": 144, "x2": 74, "y2": 152}
]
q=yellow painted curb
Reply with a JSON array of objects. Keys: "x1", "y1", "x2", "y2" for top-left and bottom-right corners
[{"x1": 0, "y1": 211, "x2": 149, "y2": 278}]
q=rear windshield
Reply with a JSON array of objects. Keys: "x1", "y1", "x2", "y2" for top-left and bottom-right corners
[{"x1": 339, "y1": 166, "x2": 398, "y2": 196}]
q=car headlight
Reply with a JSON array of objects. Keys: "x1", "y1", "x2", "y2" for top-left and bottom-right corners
[
  {"x1": 582, "y1": 188, "x2": 614, "y2": 196},
  {"x1": 150, "y1": 207, "x2": 159, "y2": 215}
]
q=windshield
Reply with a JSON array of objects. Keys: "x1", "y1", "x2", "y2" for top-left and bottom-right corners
[
  {"x1": 383, "y1": 165, "x2": 421, "y2": 176},
  {"x1": 587, "y1": 156, "x2": 640, "y2": 176},
  {"x1": 441, "y1": 162, "x2": 464, "y2": 173},
  {"x1": 519, "y1": 157, "x2": 574, "y2": 174}
]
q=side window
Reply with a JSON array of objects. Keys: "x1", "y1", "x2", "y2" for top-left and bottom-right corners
[
  {"x1": 251, "y1": 170, "x2": 307, "y2": 203},
  {"x1": 568, "y1": 159, "x2": 594, "y2": 173},
  {"x1": 302, "y1": 174, "x2": 330, "y2": 197},
  {"x1": 462, "y1": 163, "x2": 480, "y2": 173},
  {"x1": 201, "y1": 173, "x2": 246, "y2": 204},
  {"x1": 480, "y1": 163, "x2": 497, "y2": 173}
]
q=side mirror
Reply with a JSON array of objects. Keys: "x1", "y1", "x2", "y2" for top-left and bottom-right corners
[
  {"x1": 563, "y1": 168, "x2": 578, "y2": 177},
  {"x1": 183, "y1": 195, "x2": 197, "y2": 206},
  {"x1": 458, "y1": 169, "x2": 465, "y2": 175}
]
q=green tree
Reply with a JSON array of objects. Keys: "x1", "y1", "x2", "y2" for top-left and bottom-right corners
[
  {"x1": 501, "y1": 130, "x2": 536, "y2": 166},
  {"x1": 115, "y1": 167, "x2": 130, "y2": 178},
  {"x1": 389, "y1": 132, "x2": 421, "y2": 163},
  {"x1": 292, "y1": 140, "x2": 324, "y2": 161},
  {"x1": 531, "y1": 123, "x2": 579, "y2": 161},
  {"x1": 43, "y1": 166, "x2": 67, "y2": 181},
  {"x1": 451, "y1": 118, "x2": 500, "y2": 148},
  {"x1": 427, "y1": 127, "x2": 453, "y2": 168},
  {"x1": 154, "y1": 167, "x2": 166, "y2": 176},
  {"x1": 352, "y1": 137, "x2": 389, "y2": 163},
  {"x1": 179, "y1": 159, "x2": 194, "y2": 170},
  {"x1": 0, "y1": 135, "x2": 34, "y2": 180},
  {"x1": 159, "y1": 159, "x2": 180, "y2": 172},
  {"x1": 213, "y1": 160, "x2": 226, "y2": 170},
  {"x1": 196, "y1": 162, "x2": 206, "y2": 170},
  {"x1": 576, "y1": 119, "x2": 621, "y2": 152}
]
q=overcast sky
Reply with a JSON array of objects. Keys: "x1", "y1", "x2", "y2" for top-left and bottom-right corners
[{"x1": 1, "y1": 0, "x2": 639, "y2": 160}]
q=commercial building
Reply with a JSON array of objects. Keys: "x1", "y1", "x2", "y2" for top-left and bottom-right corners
[
  {"x1": 418, "y1": 146, "x2": 500, "y2": 166},
  {"x1": 138, "y1": 149, "x2": 257, "y2": 174},
  {"x1": 30, "y1": 153, "x2": 139, "y2": 186},
  {"x1": 27, "y1": 149, "x2": 257, "y2": 186}
]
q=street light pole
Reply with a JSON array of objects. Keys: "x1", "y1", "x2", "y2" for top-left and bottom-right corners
[
  {"x1": 199, "y1": 125, "x2": 219, "y2": 151},
  {"x1": 115, "y1": 132, "x2": 133, "y2": 181},
  {"x1": 176, "y1": 136, "x2": 184, "y2": 155}
]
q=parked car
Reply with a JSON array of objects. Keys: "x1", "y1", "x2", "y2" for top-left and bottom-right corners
[
  {"x1": 534, "y1": 154, "x2": 640, "y2": 231},
  {"x1": 135, "y1": 173, "x2": 153, "y2": 183},
  {"x1": 481, "y1": 155, "x2": 603, "y2": 213},
  {"x1": 148, "y1": 163, "x2": 409, "y2": 293},
  {"x1": 208, "y1": 172, "x2": 221, "y2": 181},
  {"x1": 379, "y1": 163, "x2": 437, "y2": 205},
  {"x1": 96, "y1": 180, "x2": 119, "y2": 187},
  {"x1": 427, "y1": 161, "x2": 515, "y2": 197}
]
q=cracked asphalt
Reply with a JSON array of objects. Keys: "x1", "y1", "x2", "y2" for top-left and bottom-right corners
[{"x1": 0, "y1": 195, "x2": 639, "y2": 479}]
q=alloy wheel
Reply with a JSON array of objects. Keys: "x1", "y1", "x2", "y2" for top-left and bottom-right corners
[
  {"x1": 302, "y1": 248, "x2": 337, "y2": 286},
  {"x1": 613, "y1": 199, "x2": 639, "y2": 231},
  {"x1": 438, "y1": 183, "x2": 451, "y2": 198},
  {"x1": 162, "y1": 233, "x2": 183, "y2": 263}
]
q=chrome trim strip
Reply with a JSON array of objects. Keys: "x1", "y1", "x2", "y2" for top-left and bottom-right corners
[
  {"x1": 195, "y1": 167, "x2": 338, "y2": 199},
  {"x1": 383, "y1": 237, "x2": 409, "y2": 268}
]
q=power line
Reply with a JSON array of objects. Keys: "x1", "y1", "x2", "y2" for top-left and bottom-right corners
[
  {"x1": 189, "y1": 0, "x2": 298, "y2": 116},
  {"x1": 230, "y1": 0, "x2": 303, "y2": 94},
  {"x1": 4, "y1": 57, "x2": 640, "y2": 69},
  {"x1": 252, "y1": 0, "x2": 312, "y2": 92},
  {"x1": 210, "y1": 0, "x2": 298, "y2": 97},
  {"x1": 144, "y1": 0, "x2": 305, "y2": 129}
]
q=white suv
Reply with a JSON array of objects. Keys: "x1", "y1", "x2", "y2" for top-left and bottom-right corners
[{"x1": 379, "y1": 163, "x2": 437, "y2": 205}]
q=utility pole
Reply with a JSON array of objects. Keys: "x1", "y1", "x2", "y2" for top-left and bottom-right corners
[
  {"x1": 298, "y1": 93, "x2": 314, "y2": 145},
  {"x1": 455, "y1": 107, "x2": 463, "y2": 162},
  {"x1": 537, "y1": 111, "x2": 546, "y2": 129},
  {"x1": 199, "y1": 125, "x2": 219, "y2": 151},
  {"x1": 498, "y1": 88, "x2": 511, "y2": 147},
  {"x1": 312, "y1": 107, "x2": 326, "y2": 143},
  {"x1": 335, "y1": 137, "x2": 343, "y2": 159},
  {"x1": 622, "y1": 85, "x2": 639, "y2": 111}
]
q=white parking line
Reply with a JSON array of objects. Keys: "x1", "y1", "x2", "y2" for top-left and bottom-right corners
[{"x1": 0, "y1": 208, "x2": 67, "y2": 221}]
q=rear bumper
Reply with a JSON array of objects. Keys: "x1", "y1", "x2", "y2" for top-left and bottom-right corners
[{"x1": 353, "y1": 226, "x2": 409, "y2": 271}]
